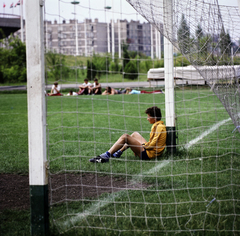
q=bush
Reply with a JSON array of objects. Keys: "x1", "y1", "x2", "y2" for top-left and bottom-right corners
[
  {"x1": 86, "y1": 60, "x2": 97, "y2": 80},
  {"x1": 154, "y1": 59, "x2": 164, "y2": 68},
  {"x1": 0, "y1": 35, "x2": 26, "y2": 83},
  {"x1": 124, "y1": 61, "x2": 138, "y2": 80},
  {"x1": 174, "y1": 56, "x2": 190, "y2": 67},
  {"x1": 91, "y1": 54, "x2": 111, "y2": 79},
  {"x1": 45, "y1": 51, "x2": 71, "y2": 81}
]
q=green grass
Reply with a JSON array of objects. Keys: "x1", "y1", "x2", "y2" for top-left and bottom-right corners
[
  {"x1": 0, "y1": 88, "x2": 240, "y2": 235},
  {"x1": 45, "y1": 72, "x2": 148, "y2": 85},
  {"x1": 0, "y1": 94, "x2": 28, "y2": 174},
  {"x1": 0, "y1": 73, "x2": 148, "y2": 86}
]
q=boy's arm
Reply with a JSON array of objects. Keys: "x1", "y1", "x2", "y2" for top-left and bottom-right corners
[
  {"x1": 54, "y1": 86, "x2": 60, "y2": 93},
  {"x1": 94, "y1": 84, "x2": 101, "y2": 89},
  {"x1": 143, "y1": 127, "x2": 164, "y2": 149}
]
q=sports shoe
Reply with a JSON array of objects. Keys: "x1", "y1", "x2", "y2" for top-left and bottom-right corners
[
  {"x1": 112, "y1": 150, "x2": 122, "y2": 158},
  {"x1": 89, "y1": 156, "x2": 109, "y2": 163},
  {"x1": 89, "y1": 152, "x2": 110, "y2": 163}
]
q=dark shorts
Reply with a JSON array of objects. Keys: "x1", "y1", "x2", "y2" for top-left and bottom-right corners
[
  {"x1": 94, "y1": 89, "x2": 102, "y2": 95},
  {"x1": 140, "y1": 149, "x2": 150, "y2": 160}
]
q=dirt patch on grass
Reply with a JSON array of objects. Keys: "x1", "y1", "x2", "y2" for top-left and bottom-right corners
[{"x1": 0, "y1": 173, "x2": 150, "y2": 211}]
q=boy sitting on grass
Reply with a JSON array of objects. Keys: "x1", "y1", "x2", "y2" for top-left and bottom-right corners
[{"x1": 89, "y1": 106, "x2": 167, "y2": 163}]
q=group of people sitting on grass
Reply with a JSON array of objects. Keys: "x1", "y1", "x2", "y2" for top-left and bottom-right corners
[
  {"x1": 46, "y1": 81, "x2": 167, "y2": 162},
  {"x1": 47, "y1": 78, "x2": 163, "y2": 96}
]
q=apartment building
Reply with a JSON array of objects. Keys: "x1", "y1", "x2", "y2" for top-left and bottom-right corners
[{"x1": 15, "y1": 18, "x2": 163, "y2": 58}]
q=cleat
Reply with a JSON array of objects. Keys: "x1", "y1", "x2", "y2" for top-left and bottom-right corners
[
  {"x1": 112, "y1": 150, "x2": 122, "y2": 158},
  {"x1": 89, "y1": 156, "x2": 109, "y2": 163}
]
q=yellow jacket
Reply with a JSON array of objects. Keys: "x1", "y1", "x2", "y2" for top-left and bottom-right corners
[{"x1": 143, "y1": 120, "x2": 167, "y2": 159}]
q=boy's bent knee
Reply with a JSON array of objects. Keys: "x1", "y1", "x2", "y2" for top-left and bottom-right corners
[
  {"x1": 131, "y1": 132, "x2": 140, "y2": 137},
  {"x1": 121, "y1": 133, "x2": 130, "y2": 140}
]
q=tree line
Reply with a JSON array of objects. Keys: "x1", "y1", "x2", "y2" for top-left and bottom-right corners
[
  {"x1": 177, "y1": 14, "x2": 235, "y2": 65},
  {"x1": 0, "y1": 20, "x2": 239, "y2": 84},
  {"x1": 0, "y1": 32, "x2": 26, "y2": 83}
]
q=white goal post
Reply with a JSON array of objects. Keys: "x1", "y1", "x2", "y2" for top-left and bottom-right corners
[
  {"x1": 25, "y1": 0, "x2": 49, "y2": 235},
  {"x1": 163, "y1": 0, "x2": 177, "y2": 153}
]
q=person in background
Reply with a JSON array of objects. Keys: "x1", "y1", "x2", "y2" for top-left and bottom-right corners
[
  {"x1": 90, "y1": 78, "x2": 102, "y2": 95},
  {"x1": 49, "y1": 82, "x2": 62, "y2": 96},
  {"x1": 78, "y1": 78, "x2": 92, "y2": 95},
  {"x1": 67, "y1": 90, "x2": 78, "y2": 96},
  {"x1": 102, "y1": 86, "x2": 126, "y2": 95},
  {"x1": 125, "y1": 87, "x2": 163, "y2": 94},
  {"x1": 89, "y1": 106, "x2": 167, "y2": 163}
]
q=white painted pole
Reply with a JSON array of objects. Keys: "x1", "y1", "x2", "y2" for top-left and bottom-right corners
[
  {"x1": 71, "y1": 1, "x2": 79, "y2": 56},
  {"x1": 158, "y1": 31, "x2": 161, "y2": 59},
  {"x1": 151, "y1": 24, "x2": 154, "y2": 59},
  {"x1": 163, "y1": 0, "x2": 176, "y2": 153},
  {"x1": 20, "y1": 0, "x2": 23, "y2": 42},
  {"x1": 105, "y1": 6, "x2": 111, "y2": 54},
  {"x1": 84, "y1": 20, "x2": 87, "y2": 56},
  {"x1": 111, "y1": 20, "x2": 115, "y2": 59},
  {"x1": 155, "y1": 28, "x2": 158, "y2": 58},
  {"x1": 111, "y1": 0, "x2": 115, "y2": 60},
  {"x1": 46, "y1": 21, "x2": 48, "y2": 51},
  {"x1": 75, "y1": 6, "x2": 78, "y2": 56},
  {"x1": 118, "y1": 20, "x2": 121, "y2": 58},
  {"x1": 25, "y1": 0, "x2": 49, "y2": 234},
  {"x1": 107, "y1": 22, "x2": 110, "y2": 53}
]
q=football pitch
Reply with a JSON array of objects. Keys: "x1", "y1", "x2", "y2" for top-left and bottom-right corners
[{"x1": 0, "y1": 88, "x2": 240, "y2": 235}]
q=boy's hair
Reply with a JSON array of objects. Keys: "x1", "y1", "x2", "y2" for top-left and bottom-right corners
[
  {"x1": 54, "y1": 82, "x2": 58, "y2": 86},
  {"x1": 94, "y1": 78, "x2": 98, "y2": 81},
  {"x1": 84, "y1": 78, "x2": 88, "y2": 82},
  {"x1": 106, "y1": 86, "x2": 112, "y2": 93},
  {"x1": 145, "y1": 106, "x2": 162, "y2": 121}
]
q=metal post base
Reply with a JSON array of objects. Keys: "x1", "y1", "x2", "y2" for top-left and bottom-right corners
[
  {"x1": 166, "y1": 126, "x2": 177, "y2": 155},
  {"x1": 30, "y1": 185, "x2": 49, "y2": 236}
]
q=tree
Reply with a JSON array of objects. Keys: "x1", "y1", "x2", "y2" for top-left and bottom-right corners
[
  {"x1": 0, "y1": 33, "x2": 26, "y2": 83},
  {"x1": 195, "y1": 24, "x2": 204, "y2": 40},
  {"x1": 124, "y1": 60, "x2": 138, "y2": 80},
  {"x1": 91, "y1": 53, "x2": 110, "y2": 79},
  {"x1": 177, "y1": 14, "x2": 191, "y2": 54},
  {"x1": 219, "y1": 27, "x2": 232, "y2": 57},
  {"x1": 195, "y1": 23, "x2": 204, "y2": 54},
  {"x1": 122, "y1": 43, "x2": 130, "y2": 70},
  {"x1": 45, "y1": 50, "x2": 70, "y2": 81},
  {"x1": 199, "y1": 34, "x2": 212, "y2": 56},
  {"x1": 86, "y1": 60, "x2": 97, "y2": 80}
]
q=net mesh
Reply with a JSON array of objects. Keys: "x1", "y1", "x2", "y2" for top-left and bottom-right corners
[
  {"x1": 128, "y1": 0, "x2": 240, "y2": 132},
  {"x1": 42, "y1": 0, "x2": 240, "y2": 234}
]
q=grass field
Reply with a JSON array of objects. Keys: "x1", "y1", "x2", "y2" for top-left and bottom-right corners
[{"x1": 0, "y1": 88, "x2": 240, "y2": 235}]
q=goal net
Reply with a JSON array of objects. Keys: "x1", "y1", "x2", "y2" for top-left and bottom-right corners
[
  {"x1": 43, "y1": 0, "x2": 240, "y2": 234},
  {"x1": 128, "y1": 0, "x2": 240, "y2": 133}
]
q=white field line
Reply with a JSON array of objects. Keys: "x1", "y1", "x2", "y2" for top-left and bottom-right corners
[
  {"x1": 60, "y1": 117, "x2": 232, "y2": 229},
  {"x1": 184, "y1": 117, "x2": 232, "y2": 149},
  {"x1": 60, "y1": 160, "x2": 170, "y2": 230},
  {"x1": 62, "y1": 191, "x2": 123, "y2": 229}
]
